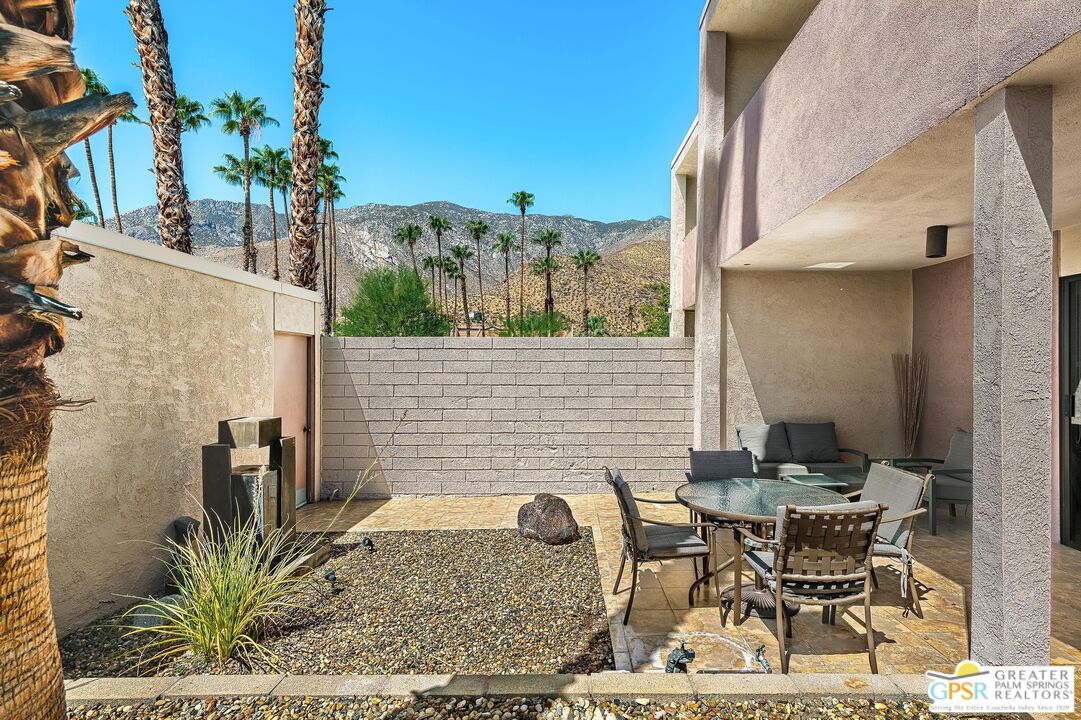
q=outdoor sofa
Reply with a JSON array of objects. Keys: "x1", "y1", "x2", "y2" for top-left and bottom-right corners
[{"x1": 735, "y1": 421, "x2": 869, "y2": 479}]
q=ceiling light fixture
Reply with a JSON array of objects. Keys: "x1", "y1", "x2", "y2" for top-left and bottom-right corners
[{"x1": 804, "y1": 261, "x2": 854, "y2": 270}]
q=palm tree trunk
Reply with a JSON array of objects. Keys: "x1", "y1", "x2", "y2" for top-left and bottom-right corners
[
  {"x1": 436, "y1": 230, "x2": 445, "y2": 310},
  {"x1": 330, "y1": 197, "x2": 337, "y2": 325},
  {"x1": 460, "y1": 263, "x2": 471, "y2": 334},
  {"x1": 429, "y1": 266, "x2": 437, "y2": 307},
  {"x1": 268, "y1": 179, "x2": 279, "y2": 280},
  {"x1": 280, "y1": 185, "x2": 292, "y2": 237},
  {"x1": 545, "y1": 246, "x2": 554, "y2": 314},
  {"x1": 2, "y1": 8, "x2": 135, "y2": 720},
  {"x1": 288, "y1": 0, "x2": 328, "y2": 291},
  {"x1": 409, "y1": 243, "x2": 417, "y2": 274},
  {"x1": 107, "y1": 123, "x2": 123, "y2": 233},
  {"x1": 83, "y1": 138, "x2": 106, "y2": 227},
  {"x1": 242, "y1": 133, "x2": 256, "y2": 273},
  {"x1": 474, "y1": 239, "x2": 486, "y2": 335},
  {"x1": 582, "y1": 268, "x2": 589, "y2": 336},
  {"x1": 518, "y1": 210, "x2": 525, "y2": 323},
  {"x1": 503, "y1": 251, "x2": 511, "y2": 324},
  {"x1": 127, "y1": 0, "x2": 194, "y2": 253}
]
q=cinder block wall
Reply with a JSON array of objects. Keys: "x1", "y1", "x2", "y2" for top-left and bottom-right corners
[{"x1": 322, "y1": 336, "x2": 695, "y2": 496}]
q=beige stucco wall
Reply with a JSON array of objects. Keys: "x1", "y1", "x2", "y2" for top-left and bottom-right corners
[
  {"x1": 723, "y1": 270, "x2": 911, "y2": 456},
  {"x1": 44, "y1": 223, "x2": 320, "y2": 635}
]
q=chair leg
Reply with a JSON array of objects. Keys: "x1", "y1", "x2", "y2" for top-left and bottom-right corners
[
  {"x1": 870, "y1": 565, "x2": 879, "y2": 589},
  {"x1": 949, "y1": 503, "x2": 957, "y2": 518},
  {"x1": 613, "y1": 547, "x2": 627, "y2": 594},
  {"x1": 928, "y1": 482, "x2": 938, "y2": 536},
  {"x1": 821, "y1": 606, "x2": 830, "y2": 624},
  {"x1": 731, "y1": 547, "x2": 744, "y2": 627},
  {"x1": 622, "y1": 556, "x2": 638, "y2": 626},
  {"x1": 776, "y1": 588, "x2": 789, "y2": 673},
  {"x1": 864, "y1": 594, "x2": 878, "y2": 674},
  {"x1": 908, "y1": 569, "x2": 924, "y2": 619}
]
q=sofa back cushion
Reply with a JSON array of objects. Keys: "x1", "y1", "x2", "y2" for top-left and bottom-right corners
[
  {"x1": 786, "y1": 422, "x2": 841, "y2": 463},
  {"x1": 943, "y1": 429, "x2": 972, "y2": 471},
  {"x1": 736, "y1": 423, "x2": 792, "y2": 468}
]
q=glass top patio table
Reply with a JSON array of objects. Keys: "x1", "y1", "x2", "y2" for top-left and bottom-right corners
[{"x1": 675, "y1": 478, "x2": 845, "y2": 523}]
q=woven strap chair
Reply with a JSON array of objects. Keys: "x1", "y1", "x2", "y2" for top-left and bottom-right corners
[
  {"x1": 845, "y1": 463, "x2": 931, "y2": 617},
  {"x1": 604, "y1": 466, "x2": 714, "y2": 625},
  {"x1": 684, "y1": 448, "x2": 756, "y2": 582},
  {"x1": 730, "y1": 500, "x2": 885, "y2": 673}
]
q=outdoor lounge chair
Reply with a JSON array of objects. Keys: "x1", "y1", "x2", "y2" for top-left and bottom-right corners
[
  {"x1": 889, "y1": 428, "x2": 972, "y2": 535},
  {"x1": 727, "y1": 500, "x2": 885, "y2": 673},
  {"x1": 735, "y1": 421, "x2": 869, "y2": 479},
  {"x1": 605, "y1": 466, "x2": 714, "y2": 625},
  {"x1": 844, "y1": 463, "x2": 931, "y2": 617},
  {"x1": 684, "y1": 448, "x2": 755, "y2": 579}
]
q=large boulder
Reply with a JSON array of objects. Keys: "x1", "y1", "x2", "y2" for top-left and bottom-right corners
[{"x1": 517, "y1": 493, "x2": 581, "y2": 545}]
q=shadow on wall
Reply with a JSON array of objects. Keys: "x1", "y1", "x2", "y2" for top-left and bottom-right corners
[{"x1": 722, "y1": 271, "x2": 912, "y2": 457}]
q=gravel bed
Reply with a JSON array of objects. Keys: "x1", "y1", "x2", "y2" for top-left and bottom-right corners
[
  {"x1": 61, "y1": 529, "x2": 613, "y2": 677},
  {"x1": 65, "y1": 695, "x2": 1025, "y2": 720}
]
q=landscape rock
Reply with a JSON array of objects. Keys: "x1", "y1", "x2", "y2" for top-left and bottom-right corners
[
  {"x1": 130, "y1": 594, "x2": 184, "y2": 629},
  {"x1": 517, "y1": 494, "x2": 581, "y2": 545}
]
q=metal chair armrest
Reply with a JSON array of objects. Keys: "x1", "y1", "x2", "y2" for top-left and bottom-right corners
[
  {"x1": 882, "y1": 508, "x2": 926, "y2": 523},
  {"x1": 839, "y1": 447, "x2": 870, "y2": 471},
  {"x1": 935, "y1": 468, "x2": 972, "y2": 480},
  {"x1": 843, "y1": 489, "x2": 864, "y2": 499},
  {"x1": 893, "y1": 457, "x2": 944, "y2": 468},
  {"x1": 736, "y1": 526, "x2": 775, "y2": 546},
  {"x1": 633, "y1": 496, "x2": 682, "y2": 504},
  {"x1": 638, "y1": 516, "x2": 716, "y2": 530}
]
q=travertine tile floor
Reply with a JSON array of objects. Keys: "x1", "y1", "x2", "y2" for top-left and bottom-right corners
[{"x1": 298, "y1": 494, "x2": 1081, "y2": 675}]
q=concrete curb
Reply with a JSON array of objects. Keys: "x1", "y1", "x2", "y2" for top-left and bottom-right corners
[{"x1": 64, "y1": 672, "x2": 930, "y2": 707}]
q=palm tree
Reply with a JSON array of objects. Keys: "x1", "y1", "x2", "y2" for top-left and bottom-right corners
[
  {"x1": 287, "y1": 0, "x2": 328, "y2": 291},
  {"x1": 318, "y1": 162, "x2": 345, "y2": 332},
  {"x1": 427, "y1": 215, "x2": 452, "y2": 309},
  {"x1": 110, "y1": 111, "x2": 143, "y2": 234},
  {"x1": 127, "y1": 0, "x2": 194, "y2": 253},
  {"x1": 274, "y1": 156, "x2": 293, "y2": 237},
  {"x1": 253, "y1": 146, "x2": 289, "y2": 280},
  {"x1": 465, "y1": 220, "x2": 490, "y2": 335},
  {"x1": 492, "y1": 232, "x2": 517, "y2": 325},
  {"x1": 176, "y1": 94, "x2": 210, "y2": 133},
  {"x1": 532, "y1": 228, "x2": 563, "y2": 314},
  {"x1": 421, "y1": 255, "x2": 440, "y2": 308},
  {"x1": 394, "y1": 223, "x2": 423, "y2": 274},
  {"x1": 79, "y1": 68, "x2": 108, "y2": 228},
  {"x1": 445, "y1": 261, "x2": 463, "y2": 324},
  {"x1": 571, "y1": 249, "x2": 602, "y2": 335},
  {"x1": 2, "y1": 5, "x2": 134, "y2": 716},
  {"x1": 532, "y1": 257, "x2": 562, "y2": 335},
  {"x1": 211, "y1": 91, "x2": 278, "y2": 273},
  {"x1": 449, "y1": 244, "x2": 475, "y2": 334},
  {"x1": 507, "y1": 191, "x2": 535, "y2": 323}
]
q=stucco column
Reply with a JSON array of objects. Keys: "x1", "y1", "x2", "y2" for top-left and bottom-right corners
[
  {"x1": 669, "y1": 173, "x2": 687, "y2": 337},
  {"x1": 693, "y1": 29, "x2": 725, "y2": 449},
  {"x1": 971, "y1": 86, "x2": 1053, "y2": 665}
]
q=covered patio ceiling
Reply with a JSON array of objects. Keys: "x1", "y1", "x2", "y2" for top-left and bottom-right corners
[{"x1": 722, "y1": 31, "x2": 1081, "y2": 272}]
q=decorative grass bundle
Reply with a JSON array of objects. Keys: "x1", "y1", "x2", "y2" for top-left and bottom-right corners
[{"x1": 893, "y1": 352, "x2": 928, "y2": 457}]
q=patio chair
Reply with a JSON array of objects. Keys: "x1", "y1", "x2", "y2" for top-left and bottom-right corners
[
  {"x1": 844, "y1": 463, "x2": 931, "y2": 617},
  {"x1": 888, "y1": 428, "x2": 971, "y2": 535},
  {"x1": 685, "y1": 448, "x2": 755, "y2": 580},
  {"x1": 604, "y1": 466, "x2": 714, "y2": 625},
  {"x1": 728, "y1": 500, "x2": 885, "y2": 673}
]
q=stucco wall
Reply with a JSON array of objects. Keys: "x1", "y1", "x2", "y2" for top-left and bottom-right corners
[
  {"x1": 44, "y1": 223, "x2": 320, "y2": 635},
  {"x1": 723, "y1": 270, "x2": 911, "y2": 456},
  {"x1": 912, "y1": 256, "x2": 974, "y2": 458},
  {"x1": 322, "y1": 337, "x2": 695, "y2": 497}
]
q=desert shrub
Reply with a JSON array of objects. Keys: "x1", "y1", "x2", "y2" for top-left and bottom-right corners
[
  {"x1": 635, "y1": 283, "x2": 670, "y2": 337},
  {"x1": 124, "y1": 517, "x2": 314, "y2": 667},
  {"x1": 500, "y1": 310, "x2": 570, "y2": 337},
  {"x1": 334, "y1": 266, "x2": 450, "y2": 337},
  {"x1": 586, "y1": 315, "x2": 612, "y2": 337}
]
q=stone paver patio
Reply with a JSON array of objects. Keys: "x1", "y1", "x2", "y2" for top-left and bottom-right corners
[{"x1": 299, "y1": 493, "x2": 1081, "y2": 676}]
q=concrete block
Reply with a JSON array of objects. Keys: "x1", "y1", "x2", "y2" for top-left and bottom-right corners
[
  {"x1": 164, "y1": 674, "x2": 284, "y2": 698},
  {"x1": 65, "y1": 677, "x2": 179, "y2": 706},
  {"x1": 588, "y1": 671, "x2": 694, "y2": 700},
  {"x1": 486, "y1": 674, "x2": 591, "y2": 698},
  {"x1": 381, "y1": 674, "x2": 488, "y2": 697},
  {"x1": 692, "y1": 673, "x2": 796, "y2": 699}
]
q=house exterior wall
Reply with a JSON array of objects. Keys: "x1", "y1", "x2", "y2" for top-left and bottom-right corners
[
  {"x1": 321, "y1": 337, "x2": 695, "y2": 497},
  {"x1": 44, "y1": 222, "x2": 320, "y2": 635},
  {"x1": 723, "y1": 270, "x2": 912, "y2": 457},
  {"x1": 912, "y1": 256, "x2": 974, "y2": 459}
]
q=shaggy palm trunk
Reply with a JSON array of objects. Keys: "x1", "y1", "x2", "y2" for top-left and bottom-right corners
[
  {"x1": 320, "y1": 192, "x2": 330, "y2": 332},
  {"x1": 268, "y1": 176, "x2": 279, "y2": 280},
  {"x1": 458, "y1": 262, "x2": 470, "y2": 334},
  {"x1": 436, "y1": 230, "x2": 445, "y2": 310},
  {"x1": 107, "y1": 124, "x2": 122, "y2": 232},
  {"x1": 581, "y1": 268, "x2": 589, "y2": 336},
  {"x1": 0, "y1": 5, "x2": 135, "y2": 718},
  {"x1": 82, "y1": 138, "x2": 105, "y2": 227},
  {"x1": 518, "y1": 209, "x2": 525, "y2": 323},
  {"x1": 474, "y1": 239, "x2": 485, "y2": 335},
  {"x1": 288, "y1": 0, "x2": 328, "y2": 291},
  {"x1": 503, "y1": 251, "x2": 511, "y2": 324},
  {"x1": 241, "y1": 132, "x2": 255, "y2": 273},
  {"x1": 127, "y1": 0, "x2": 193, "y2": 253}
]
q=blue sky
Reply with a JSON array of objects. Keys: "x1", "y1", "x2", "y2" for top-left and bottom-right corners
[{"x1": 71, "y1": 1, "x2": 699, "y2": 222}]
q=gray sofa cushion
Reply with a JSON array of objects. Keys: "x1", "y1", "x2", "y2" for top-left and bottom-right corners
[
  {"x1": 756, "y1": 461, "x2": 862, "y2": 480},
  {"x1": 786, "y1": 422, "x2": 841, "y2": 462},
  {"x1": 943, "y1": 429, "x2": 972, "y2": 471},
  {"x1": 933, "y1": 473, "x2": 973, "y2": 502},
  {"x1": 736, "y1": 423, "x2": 792, "y2": 468}
]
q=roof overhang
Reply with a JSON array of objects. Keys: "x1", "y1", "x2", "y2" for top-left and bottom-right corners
[
  {"x1": 702, "y1": 0, "x2": 819, "y2": 40},
  {"x1": 671, "y1": 117, "x2": 699, "y2": 175}
]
